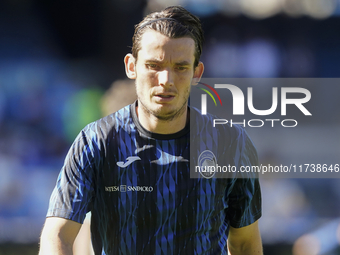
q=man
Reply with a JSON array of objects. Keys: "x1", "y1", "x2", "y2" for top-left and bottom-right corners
[{"x1": 39, "y1": 6, "x2": 262, "y2": 255}]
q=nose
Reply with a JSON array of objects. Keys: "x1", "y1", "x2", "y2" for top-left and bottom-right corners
[{"x1": 158, "y1": 68, "x2": 174, "y2": 87}]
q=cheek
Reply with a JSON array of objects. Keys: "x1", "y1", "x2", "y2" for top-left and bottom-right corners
[
  {"x1": 135, "y1": 78, "x2": 153, "y2": 98},
  {"x1": 179, "y1": 77, "x2": 193, "y2": 90},
  {"x1": 137, "y1": 70, "x2": 156, "y2": 84},
  {"x1": 179, "y1": 71, "x2": 194, "y2": 82}
]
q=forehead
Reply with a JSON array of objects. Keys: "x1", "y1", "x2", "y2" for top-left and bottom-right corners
[{"x1": 138, "y1": 29, "x2": 196, "y2": 63}]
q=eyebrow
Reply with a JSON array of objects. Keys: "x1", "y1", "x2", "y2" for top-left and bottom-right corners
[
  {"x1": 175, "y1": 61, "x2": 191, "y2": 66},
  {"x1": 145, "y1": 59, "x2": 191, "y2": 66}
]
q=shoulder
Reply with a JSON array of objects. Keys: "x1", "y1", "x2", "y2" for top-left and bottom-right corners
[
  {"x1": 190, "y1": 106, "x2": 246, "y2": 142},
  {"x1": 63, "y1": 104, "x2": 134, "y2": 168},
  {"x1": 190, "y1": 106, "x2": 258, "y2": 154},
  {"x1": 82, "y1": 103, "x2": 133, "y2": 138}
]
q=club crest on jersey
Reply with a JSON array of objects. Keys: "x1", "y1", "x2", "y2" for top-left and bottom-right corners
[{"x1": 198, "y1": 150, "x2": 217, "y2": 179}]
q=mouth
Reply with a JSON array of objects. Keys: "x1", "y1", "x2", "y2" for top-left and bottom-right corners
[
  {"x1": 156, "y1": 95, "x2": 174, "y2": 98},
  {"x1": 154, "y1": 93, "x2": 176, "y2": 102}
]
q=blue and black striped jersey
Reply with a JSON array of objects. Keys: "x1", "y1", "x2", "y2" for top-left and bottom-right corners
[{"x1": 47, "y1": 101, "x2": 261, "y2": 255}]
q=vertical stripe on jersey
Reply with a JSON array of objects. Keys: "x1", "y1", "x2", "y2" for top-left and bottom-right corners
[
  {"x1": 135, "y1": 136, "x2": 156, "y2": 254},
  {"x1": 191, "y1": 110, "x2": 228, "y2": 254},
  {"x1": 196, "y1": 178, "x2": 216, "y2": 253},
  {"x1": 117, "y1": 107, "x2": 138, "y2": 255},
  {"x1": 154, "y1": 140, "x2": 177, "y2": 255}
]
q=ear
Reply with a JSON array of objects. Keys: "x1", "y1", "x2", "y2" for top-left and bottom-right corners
[
  {"x1": 192, "y1": 61, "x2": 204, "y2": 86},
  {"x1": 124, "y1": 53, "x2": 137, "y2": 79}
]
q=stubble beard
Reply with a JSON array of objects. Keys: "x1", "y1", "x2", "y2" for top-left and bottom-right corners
[{"x1": 136, "y1": 84, "x2": 190, "y2": 122}]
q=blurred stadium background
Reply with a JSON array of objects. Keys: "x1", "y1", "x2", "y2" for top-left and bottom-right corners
[{"x1": 1, "y1": 0, "x2": 340, "y2": 254}]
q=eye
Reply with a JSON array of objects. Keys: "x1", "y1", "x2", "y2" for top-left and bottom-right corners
[
  {"x1": 146, "y1": 63, "x2": 159, "y2": 70},
  {"x1": 176, "y1": 66, "x2": 188, "y2": 71}
]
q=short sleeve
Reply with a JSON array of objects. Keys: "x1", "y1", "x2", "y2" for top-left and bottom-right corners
[
  {"x1": 47, "y1": 128, "x2": 98, "y2": 223},
  {"x1": 226, "y1": 126, "x2": 262, "y2": 228}
]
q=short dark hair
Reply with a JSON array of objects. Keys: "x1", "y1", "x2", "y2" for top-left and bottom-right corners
[{"x1": 132, "y1": 6, "x2": 204, "y2": 67}]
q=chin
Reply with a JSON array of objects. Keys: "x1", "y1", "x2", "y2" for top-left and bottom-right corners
[
  {"x1": 140, "y1": 99, "x2": 187, "y2": 121},
  {"x1": 155, "y1": 107, "x2": 187, "y2": 121},
  {"x1": 152, "y1": 109, "x2": 175, "y2": 119}
]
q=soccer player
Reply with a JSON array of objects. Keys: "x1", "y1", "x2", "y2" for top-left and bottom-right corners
[{"x1": 39, "y1": 6, "x2": 262, "y2": 255}]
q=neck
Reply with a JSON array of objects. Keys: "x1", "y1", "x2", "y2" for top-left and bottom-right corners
[{"x1": 136, "y1": 104, "x2": 188, "y2": 135}]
